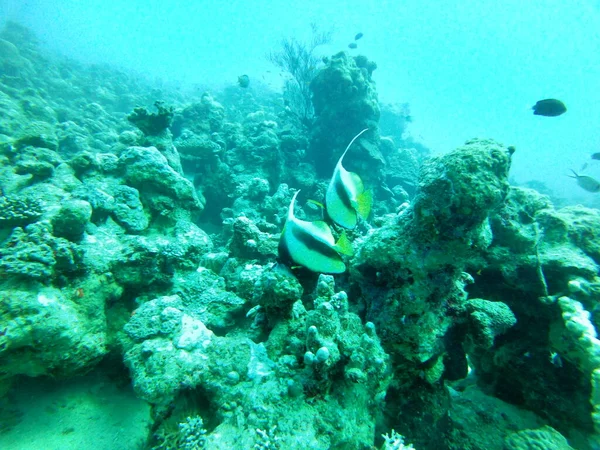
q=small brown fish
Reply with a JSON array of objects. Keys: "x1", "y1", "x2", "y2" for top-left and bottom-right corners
[
  {"x1": 532, "y1": 99, "x2": 566, "y2": 117},
  {"x1": 355, "y1": 32, "x2": 363, "y2": 40},
  {"x1": 569, "y1": 170, "x2": 600, "y2": 193},
  {"x1": 592, "y1": 152, "x2": 600, "y2": 160},
  {"x1": 348, "y1": 42, "x2": 357, "y2": 49}
]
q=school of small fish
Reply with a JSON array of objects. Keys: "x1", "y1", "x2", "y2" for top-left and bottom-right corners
[{"x1": 348, "y1": 32, "x2": 363, "y2": 49}]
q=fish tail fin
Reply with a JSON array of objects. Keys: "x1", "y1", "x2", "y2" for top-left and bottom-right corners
[
  {"x1": 289, "y1": 190, "x2": 301, "y2": 219},
  {"x1": 568, "y1": 169, "x2": 578, "y2": 179},
  {"x1": 337, "y1": 128, "x2": 370, "y2": 167},
  {"x1": 356, "y1": 189, "x2": 373, "y2": 220},
  {"x1": 335, "y1": 230, "x2": 354, "y2": 256}
]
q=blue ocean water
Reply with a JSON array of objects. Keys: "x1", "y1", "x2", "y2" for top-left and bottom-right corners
[{"x1": 3, "y1": 0, "x2": 600, "y2": 202}]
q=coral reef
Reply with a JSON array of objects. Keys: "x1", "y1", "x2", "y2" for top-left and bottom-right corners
[
  {"x1": 152, "y1": 415, "x2": 207, "y2": 450},
  {"x1": 122, "y1": 275, "x2": 391, "y2": 448},
  {"x1": 0, "y1": 194, "x2": 43, "y2": 228},
  {"x1": 0, "y1": 279, "x2": 116, "y2": 380},
  {"x1": 504, "y1": 426, "x2": 575, "y2": 450},
  {"x1": 0, "y1": 222, "x2": 85, "y2": 282},
  {"x1": 381, "y1": 430, "x2": 416, "y2": 450},
  {"x1": 309, "y1": 52, "x2": 382, "y2": 177},
  {"x1": 461, "y1": 186, "x2": 600, "y2": 448},
  {"x1": 2, "y1": 21, "x2": 600, "y2": 450},
  {"x1": 351, "y1": 138, "x2": 515, "y2": 447},
  {"x1": 127, "y1": 101, "x2": 175, "y2": 136}
]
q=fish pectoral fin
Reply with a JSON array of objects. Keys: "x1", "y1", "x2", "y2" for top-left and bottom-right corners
[
  {"x1": 356, "y1": 189, "x2": 373, "y2": 220},
  {"x1": 334, "y1": 230, "x2": 354, "y2": 257}
]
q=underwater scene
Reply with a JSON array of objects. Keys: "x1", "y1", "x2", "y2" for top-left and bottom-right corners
[{"x1": 1, "y1": 1, "x2": 600, "y2": 449}]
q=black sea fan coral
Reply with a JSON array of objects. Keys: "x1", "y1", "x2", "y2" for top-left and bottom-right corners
[{"x1": 268, "y1": 24, "x2": 331, "y2": 127}]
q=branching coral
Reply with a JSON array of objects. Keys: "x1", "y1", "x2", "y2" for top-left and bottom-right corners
[
  {"x1": 152, "y1": 415, "x2": 207, "y2": 450},
  {"x1": 381, "y1": 430, "x2": 416, "y2": 450},
  {"x1": 267, "y1": 24, "x2": 331, "y2": 127}
]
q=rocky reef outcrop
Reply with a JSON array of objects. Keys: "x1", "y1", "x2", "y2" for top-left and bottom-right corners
[
  {"x1": 122, "y1": 275, "x2": 391, "y2": 449},
  {"x1": 351, "y1": 138, "x2": 515, "y2": 447}
]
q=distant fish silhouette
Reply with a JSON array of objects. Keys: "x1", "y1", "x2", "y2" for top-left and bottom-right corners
[
  {"x1": 348, "y1": 42, "x2": 357, "y2": 49},
  {"x1": 532, "y1": 99, "x2": 566, "y2": 117},
  {"x1": 355, "y1": 32, "x2": 363, "y2": 40},
  {"x1": 569, "y1": 170, "x2": 600, "y2": 193},
  {"x1": 591, "y1": 152, "x2": 600, "y2": 160},
  {"x1": 238, "y1": 74, "x2": 250, "y2": 88}
]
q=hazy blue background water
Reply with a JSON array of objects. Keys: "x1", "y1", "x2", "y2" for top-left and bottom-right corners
[{"x1": 2, "y1": 0, "x2": 600, "y2": 204}]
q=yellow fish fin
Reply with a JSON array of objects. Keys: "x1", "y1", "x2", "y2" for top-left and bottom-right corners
[
  {"x1": 307, "y1": 199, "x2": 325, "y2": 209},
  {"x1": 334, "y1": 230, "x2": 354, "y2": 257},
  {"x1": 356, "y1": 189, "x2": 372, "y2": 220}
]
